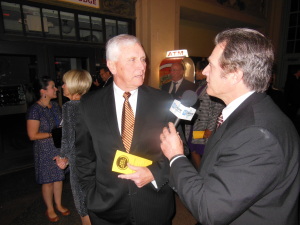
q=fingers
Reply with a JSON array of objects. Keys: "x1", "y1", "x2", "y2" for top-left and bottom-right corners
[
  {"x1": 58, "y1": 164, "x2": 66, "y2": 170},
  {"x1": 160, "y1": 122, "x2": 176, "y2": 141},
  {"x1": 167, "y1": 122, "x2": 176, "y2": 134}
]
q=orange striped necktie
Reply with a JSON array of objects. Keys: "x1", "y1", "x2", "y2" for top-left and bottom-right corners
[{"x1": 121, "y1": 92, "x2": 135, "y2": 153}]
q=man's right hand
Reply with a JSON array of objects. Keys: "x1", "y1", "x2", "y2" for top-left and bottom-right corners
[
  {"x1": 160, "y1": 122, "x2": 184, "y2": 161},
  {"x1": 93, "y1": 79, "x2": 100, "y2": 87}
]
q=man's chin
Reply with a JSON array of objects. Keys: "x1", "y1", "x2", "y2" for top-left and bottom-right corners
[
  {"x1": 206, "y1": 88, "x2": 212, "y2": 96},
  {"x1": 206, "y1": 89, "x2": 217, "y2": 98}
]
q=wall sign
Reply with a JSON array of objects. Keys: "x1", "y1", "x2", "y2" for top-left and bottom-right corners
[
  {"x1": 58, "y1": 0, "x2": 100, "y2": 9},
  {"x1": 166, "y1": 49, "x2": 189, "y2": 58}
]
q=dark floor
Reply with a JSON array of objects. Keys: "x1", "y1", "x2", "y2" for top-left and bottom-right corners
[{"x1": 0, "y1": 167, "x2": 197, "y2": 225}]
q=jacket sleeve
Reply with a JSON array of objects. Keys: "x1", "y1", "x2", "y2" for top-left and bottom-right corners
[
  {"x1": 60, "y1": 103, "x2": 73, "y2": 158},
  {"x1": 75, "y1": 101, "x2": 96, "y2": 193}
]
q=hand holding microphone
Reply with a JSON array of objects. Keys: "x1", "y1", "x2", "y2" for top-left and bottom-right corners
[{"x1": 161, "y1": 90, "x2": 198, "y2": 159}]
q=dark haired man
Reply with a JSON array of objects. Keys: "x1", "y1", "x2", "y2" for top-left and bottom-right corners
[{"x1": 160, "y1": 28, "x2": 300, "y2": 225}]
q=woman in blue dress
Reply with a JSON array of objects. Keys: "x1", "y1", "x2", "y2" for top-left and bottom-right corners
[
  {"x1": 27, "y1": 76, "x2": 70, "y2": 222},
  {"x1": 54, "y1": 70, "x2": 92, "y2": 225}
]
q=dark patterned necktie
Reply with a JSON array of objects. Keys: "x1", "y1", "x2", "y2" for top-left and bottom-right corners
[
  {"x1": 216, "y1": 113, "x2": 223, "y2": 129},
  {"x1": 121, "y1": 92, "x2": 135, "y2": 153},
  {"x1": 171, "y1": 82, "x2": 178, "y2": 95}
]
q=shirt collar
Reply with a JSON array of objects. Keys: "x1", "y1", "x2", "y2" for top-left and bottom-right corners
[
  {"x1": 222, "y1": 91, "x2": 255, "y2": 121},
  {"x1": 113, "y1": 82, "x2": 138, "y2": 97},
  {"x1": 174, "y1": 77, "x2": 184, "y2": 85}
]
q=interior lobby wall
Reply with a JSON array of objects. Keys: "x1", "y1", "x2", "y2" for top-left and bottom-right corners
[
  {"x1": 136, "y1": 0, "x2": 179, "y2": 88},
  {"x1": 136, "y1": 0, "x2": 284, "y2": 88},
  {"x1": 179, "y1": 20, "x2": 219, "y2": 58}
]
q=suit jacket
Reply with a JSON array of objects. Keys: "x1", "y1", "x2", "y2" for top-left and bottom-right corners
[
  {"x1": 161, "y1": 79, "x2": 197, "y2": 100},
  {"x1": 103, "y1": 76, "x2": 113, "y2": 87},
  {"x1": 170, "y1": 93, "x2": 300, "y2": 225},
  {"x1": 75, "y1": 84, "x2": 175, "y2": 225}
]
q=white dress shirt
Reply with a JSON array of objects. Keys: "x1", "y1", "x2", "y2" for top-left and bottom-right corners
[
  {"x1": 168, "y1": 77, "x2": 183, "y2": 93},
  {"x1": 113, "y1": 83, "x2": 158, "y2": 188}
]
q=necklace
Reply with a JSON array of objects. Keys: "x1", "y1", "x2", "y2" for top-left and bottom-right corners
[{"x1": 38, "y1": 100, "x2": 51, "y2": 108}]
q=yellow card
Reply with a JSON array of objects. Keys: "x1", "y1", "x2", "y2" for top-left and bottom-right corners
[
  {"x1": 193, "y1": 131, "x2": 205, "y2": 139},
  {"x1": 112, "y1": 150, "x2": 153, "y2": 174}
]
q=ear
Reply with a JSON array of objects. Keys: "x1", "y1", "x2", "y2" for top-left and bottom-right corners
[
  {"x1": 40, "y1": 89, "x2": 46, "y2": 96},
  {"x1": 230, "y1": 69, "x2": 243, "y2": 85},
  {"x1": 107, "y1": 60, "x2": 116, "y2": 75}
]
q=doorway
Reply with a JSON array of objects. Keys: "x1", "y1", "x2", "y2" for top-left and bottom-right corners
[{"x1": 54, "y1": 57, "x2": 89, "y2": 105}]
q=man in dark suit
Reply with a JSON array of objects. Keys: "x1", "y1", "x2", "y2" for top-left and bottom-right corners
[
  {"x1": 100, "y1": 66, "x2": 113, "y2": 87},
  {"x1": 75, "y1": 34, "x2": 175, "y2": 225},
  {"x1": 160, "y1": 28, "x2": 300, "y2": 225},
  {"x1": 161, "y1": 62, "x2": 197, "y2": 100},
  {"x1": 92, "y1": 67, "x2": 113, "y2": 89}
]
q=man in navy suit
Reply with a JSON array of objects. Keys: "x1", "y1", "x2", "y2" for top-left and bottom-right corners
[
  {"x1": 161, "y1": 62, "x2": 197, "y2": 100},
  {"x1": 75, "y1": 34, "x2": 175, "y2": 225},
  {"x1": 160, "y1": 28, "x2": 300, "y2": 225}
]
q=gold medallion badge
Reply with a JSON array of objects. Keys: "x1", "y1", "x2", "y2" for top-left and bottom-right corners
[
  {"x1": 116, "y1": 155, "x2": 129, "y2": 170},
  {"x1": 112, "y1": 150, "x2": 153, "y2": 174}
]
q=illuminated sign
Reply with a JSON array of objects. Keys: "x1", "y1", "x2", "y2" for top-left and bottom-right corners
[
  {"x1": 58, "y1": 0, "x2": 100, "y2": 9},
  {"x1": 166, "y1": 49, "x2": 189, "y2": 58}
]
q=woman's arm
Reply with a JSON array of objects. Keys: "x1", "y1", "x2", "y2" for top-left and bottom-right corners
[{"x1": 27, "y1": 119, "x2": 52, "y2": 140}]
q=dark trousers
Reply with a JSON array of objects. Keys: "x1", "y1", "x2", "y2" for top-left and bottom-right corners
[
  {"x1": 89, "y1": 210, "x2": 136, "y2": 225},
  {"x1": 89, "y1": 210, "x2": 172, "y2": 225}
]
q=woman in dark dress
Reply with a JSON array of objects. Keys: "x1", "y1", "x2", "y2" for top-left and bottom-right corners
[
  {"x1": 27, "y1": 76, "x2": 70, "y2": 222},
  {"x1": 54, "y1": 70, "x2": 92, "y2": 225}
]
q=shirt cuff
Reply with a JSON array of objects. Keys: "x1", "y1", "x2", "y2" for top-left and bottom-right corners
[
  {"x1": 170, "y1": 155, "x2": 186, "y2": 167},
  {"x1": 151, "y1": 180, "x2": 158, "y2": 189}
]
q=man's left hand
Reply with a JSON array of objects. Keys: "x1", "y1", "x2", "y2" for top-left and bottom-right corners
[{"x1": 118, "y1": 164, "x2": 154, "y2": 188}]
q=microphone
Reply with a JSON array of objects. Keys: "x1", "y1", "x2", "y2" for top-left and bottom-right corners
[{"x1": 171, "y1": 90, "x2": 198, "y2": 127}]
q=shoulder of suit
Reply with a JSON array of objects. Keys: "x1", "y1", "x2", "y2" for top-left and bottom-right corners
[
  {"x1": 183, "y1": 78, "x2": 196, "y2": 84},
  {"x1": 82, "y1": 85, "x2": 109, "y2": 102},
  {"x1": 161, "y1": 82, "x2": 171, "y2": 88},
  {"x1": 140, "y1": 85, "x2": 172, "y2": 99},
  {"x1": 182, "y1": 79, "x2": 198, "y2": 89}
]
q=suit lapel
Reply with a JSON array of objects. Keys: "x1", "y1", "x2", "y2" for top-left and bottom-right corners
[
  {"x1": 176, "y1": 79, "x2": 185, "y2": 95},
  {"x1": 103, "y1": 85, "x2": 124, "y2": 149},
  {"x1": 202, "y1": 118, "x2": 228, "y2": 160},
  {"x1": 164, "y1": 82, "x2": 171, "y2": 92},
  {"x1": 130, "y1": 86, "x2": 148, "y2": 153},
  {"x1": 202, "y1": 92, "x2": 266, "y2": 159}
]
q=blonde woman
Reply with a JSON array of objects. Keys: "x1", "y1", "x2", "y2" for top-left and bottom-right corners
[{"x1": 54, "y1": 69, "x2": 92, "y2": 225}]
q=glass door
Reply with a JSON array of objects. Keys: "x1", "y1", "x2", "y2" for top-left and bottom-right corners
[{"x1": 54, "y1": 57, "x2": 89, "y2": 105}]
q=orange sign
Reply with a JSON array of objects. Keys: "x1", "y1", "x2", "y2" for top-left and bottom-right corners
[{"x1": 58, "y1": 0, "x2": 100, "y2": 8}]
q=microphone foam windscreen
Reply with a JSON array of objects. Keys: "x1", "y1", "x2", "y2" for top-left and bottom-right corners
[{"x1": 181, "y1": 90, "x2": 198, "y2": 107}]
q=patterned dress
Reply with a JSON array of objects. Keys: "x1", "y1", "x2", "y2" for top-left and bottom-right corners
[
  {"x1": 26, "y1": 101, "x2": 65, "y2": 184},
  {"x1": 60, "y1": 100, "x2": 88, "y2": 217}
]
